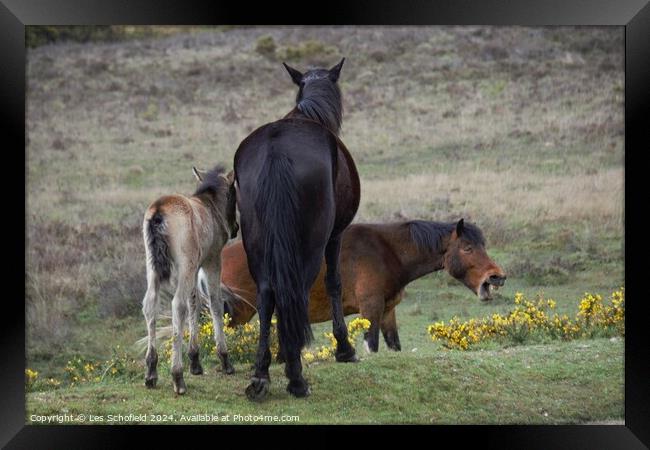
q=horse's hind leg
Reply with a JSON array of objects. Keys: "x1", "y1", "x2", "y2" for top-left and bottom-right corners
[
  {"x1": 246, "y1": 283, "x2": 274, "y2": 401},
  {"x1": 359, "y1": 298, "x2": 383, "y2": 353},
  {"x1": 203, "y1": 258, "x2": 234, "y2": 375},
  {"x1": 380, "y1": 308, "x2": 401, "y2": 351},
  {"x1": 275, "y1": 331, "x2": 286, "y2": 364},
  {"x1": 187, "y1": 282, "x2": 203, "y2": 376},
  {"x1": 171, "y1": 271, "x2": 193, "y2": 395},
  {"x1": 142, "y1": 268, "x2": 160, "y2": 388},
  {"x1": 324, "y1": 235, "x2": 358, "y2": 363},
  {"x1": 284, "y1": 339, "x2": 309, "y2": 398}
]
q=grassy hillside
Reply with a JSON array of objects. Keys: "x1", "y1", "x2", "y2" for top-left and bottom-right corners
[
  {"x1": 25, "y1": 26, "x2": 624, "y2": 424},
  {"x1": 27, "y1": 338, "x2": 623, "y2": 424}
]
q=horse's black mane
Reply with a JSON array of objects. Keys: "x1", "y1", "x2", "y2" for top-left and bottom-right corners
[
  {"x1": 408, "y1": 220, "x2": 485, "y2": 252},
  {"x1": 194, "y1": 164, "x2": 228, "y2": 197},
  {"x1": 296, "y1": 75, "x2": 342, "y2": 135}
]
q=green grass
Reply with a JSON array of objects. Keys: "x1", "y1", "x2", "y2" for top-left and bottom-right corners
[
  {"x1": 26, "y1": 283, "x2": 624, "y2": 424},
  {"x1": 25, "y1": 26, "x2": 624, "y2": 424},
  {"x1": 26, "y1": 337, "x2": 623, "y2": 424}
]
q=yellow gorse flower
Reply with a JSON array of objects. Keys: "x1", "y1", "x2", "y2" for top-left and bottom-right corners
[
  {"x1": 25, "y1": 369, "x2": 39, "y2": 389},
  {"x1": 177, "y1": 312, "x2": 371, "y2": 366},
  {"x1": 301, "y1": 317, "x2": 371, "y2": 365},
  {"x1": 427, "y1": 288, "x2": 624, "y2": 350}
]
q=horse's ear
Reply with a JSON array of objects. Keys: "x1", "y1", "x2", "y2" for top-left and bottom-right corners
[
  {"x1": 225, "y1": 170, "x2": 235, "y2": 184},
  {"x1": 192, "y1": 166, "x2": 203, "y2": 182},
  {"x1": 328, "y1": 57, "x2": 345, "y2": 82},
  {"x1": 456, "y1": 219, "x2": 465, "y2": 237},
  {"x1": 283, "y1": 62, "x2": 303, "y2": 86}
]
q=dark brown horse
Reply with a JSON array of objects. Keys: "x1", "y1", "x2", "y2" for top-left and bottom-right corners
[
  {"x1": 233, "y1": 59, "x2": 360, "y2": 400},
  {"x1": 219, "y1": 219, "x2": 506, "y2": 353}
]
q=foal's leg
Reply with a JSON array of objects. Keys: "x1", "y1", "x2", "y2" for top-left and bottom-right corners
[
  {"x1": 142, "y1": 267, "x2": 160, "y2": 388},
  {"x1": 324, "y1": 235, "x2": 358, "y2": 362},
  {"x1": 187, "y1": 281, "x2": 203, "y2": 376},
  {"x1": 203, "y1": 258, "x2": 234, "y2": 375},
  {"x1": 246, "y1": 284, "x2": 274, "y2": 401},
  {"x1": 171, "y1": 270, "x2": 193, "y2": 395},
  {"x1": 380, "y1": 308, "x2": 402, "y2": 351}
]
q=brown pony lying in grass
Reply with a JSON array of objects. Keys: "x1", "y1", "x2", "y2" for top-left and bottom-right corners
[{"x1": 214, "y1": 219, "x2": 505, "y2": 353}]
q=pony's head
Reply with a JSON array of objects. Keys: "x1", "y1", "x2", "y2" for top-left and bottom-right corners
[
  {"x1": 282, "y1": 58, "x2": 345, "y2": 134},
  {"x1": 283, "y1": 57, "x2": 345, "y2": 87},
  {"x1": 443, "y1": 219, "x2": 506, "y2": 301},
  {"x1": 192, "y1": 166, "x2": 239, "y2": 239}
]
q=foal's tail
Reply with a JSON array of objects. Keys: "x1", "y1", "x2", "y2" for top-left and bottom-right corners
[
  {"x1": 254, "y1": 152, "x2": 313, "y2": 350},
  {"x1": 144, "y1": 209, "x2": 172, "y2": 281}
]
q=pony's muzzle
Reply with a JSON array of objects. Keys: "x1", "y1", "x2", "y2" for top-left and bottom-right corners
[
  {"x1": 478, "y1": 273, "x2": 507, "y2": 301},
  {"x1": 488, "y1": 274, "x2": 506, "y2": 287}
]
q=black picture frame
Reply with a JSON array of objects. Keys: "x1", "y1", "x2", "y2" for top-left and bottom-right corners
[{"x1": 3, "y1": 0, "x2": 648, "y2": 447}]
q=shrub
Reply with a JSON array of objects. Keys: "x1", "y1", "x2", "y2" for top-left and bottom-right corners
[
  {"x1": 302, "y1": 318, "x2": 371, "y2": 365},
  {"x1": 62, "y1": 346, "x2": 140, "y2": 387},
  {"x1": 255, "y1": 35, "x2": 277, "y2": 58},
  {"x1": 427, "y1": 288, "x2": 624, "y2": 350},
  {"x1": 161, "y1": 312, "x2": 281, "y2": 365},
  {"x1": 27, "y1": 345, "x2": 139, "y2": 392},
  {"x1": 159, "y1": 313, "x2": 370, "y2": 367},
  {"x1": 25, "y1": 369, "x2": 38, "y2": 392},
  {"x1": 277, "y1": 40, "x2": 338, "y2": 62},
  {"x1": 26, "y1": 26, "x2": 127, "y2": 48}
]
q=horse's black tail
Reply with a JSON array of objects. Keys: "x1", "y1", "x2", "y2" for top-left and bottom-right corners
[
  {"x1": 254, "y1": 152, "x2": 313, "y2": 350},
  {"x1": 145, "y1": 210, "x2": 172, "y2": 281}
]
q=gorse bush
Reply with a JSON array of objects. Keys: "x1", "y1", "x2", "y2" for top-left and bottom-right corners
[
  {"x1": 25, "y1": 369, "x2": 38, "y2": 391},
  {"x1": 162, "y1": 312, "x2": 370, "y2": 366},
  {"x1": 255, "y1": 35, "x2": 277, "y2": 58},
  {"x1": 26, "y1": 346, "x2": 140, "y2": 392},
  {"x1": 26, "y1": 289, "x2": 622, "y2": 392},
  {"x1": 427, "y1": 288, "x2": 624, "y2": 350},
  {"x1": 302, "y1": 318, "x2": 371, "y2": 365},
  {"x1": 25, "y1": 368, "x2": 63, "y2": 392},
  {"x1": 161, "y1": 313, "x2": 281, "y2": 365},
  {"x1": 26, "y1": 26, "x2": 129, "y2": 48},
  {"x1": 25, "y1": 313, "x2": 370, "y2": 392},
  {"x1": 62, "y1": 347, "x2": 140, "y2": 386}
]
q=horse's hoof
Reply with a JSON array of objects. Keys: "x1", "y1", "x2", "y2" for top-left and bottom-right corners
[
  {"x1": 145, "y1": 377, "x2": 157, "y2": 388},
  {"x1": 173, "y1": 373, "x2": 187, "y2": 395},
  {"x1": 286, "y1": 379, "x2": 310, "y2": 398},
  {"x1": 219, "y1": 353, "x2": 235, "y2": 375},
  {"x1": 189, "y1": 352, "x2": 203, "y2": 375},
  {"x1": 245, "y1": 377, "x2": 270, "y2": 401},
  {"x1": 335, "y1": 349, "x2": 359, "y2": 363},
  {"x1": 190, "y1": 361, "x2": 203, "y2": 375},
  {"x1": 174, "y1": 383, "x2": 187, "y2": 395}
]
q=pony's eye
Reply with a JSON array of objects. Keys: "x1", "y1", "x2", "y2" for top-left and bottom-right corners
[{"x1": 463, "y1": 246, "x2": 473, "y2": 253}]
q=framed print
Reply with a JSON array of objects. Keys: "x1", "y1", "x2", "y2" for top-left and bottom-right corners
[{"x1": 3, "y1": 0, "x2": 649, "y2": 447}]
